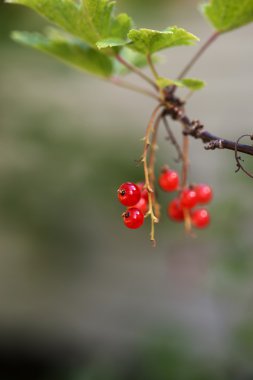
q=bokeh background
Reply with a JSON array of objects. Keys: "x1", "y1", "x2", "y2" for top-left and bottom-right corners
[{"x1": 1, "y1": 0, "x2": 253, "y2": 378}]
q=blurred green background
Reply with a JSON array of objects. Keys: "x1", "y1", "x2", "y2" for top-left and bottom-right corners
[{"x1": 1, "y1": 0, "x2": 253, "y2": 379}]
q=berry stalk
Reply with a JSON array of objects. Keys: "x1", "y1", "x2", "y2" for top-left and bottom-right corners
[
  {"x1": 142, "y1": 104, "x2": 162, "y2": 244},
  {"x1": 181, "y1": 132, "x2": 192, "y2": 234},
  {"x1": 148, "y1": 111, "x2": 164, "y2": 219}
]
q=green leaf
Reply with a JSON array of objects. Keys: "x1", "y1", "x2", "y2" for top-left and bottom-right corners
[
  {"x1": 156, "y1": 77, "x2": 183, "y2": 89},
  {"x1": 202, "y1": 0, "x2": 253, "y2": 32},
  {"x1": 180, "y1": 78, "x2": 206, "y2": 90},
  {"x1": 156, "y1": 77, "x2": 206, "y2": 90},
  {"x1": 96, "y1": 37, "x2": 129, "y2": 49},
  {"x1": 127, "y1": 26, "x2": 199, "y2": 54},
  {"x1": 11, "y1": 29, "x2": 113, "y2": 78},
  {"x1": 6, "y1": 0, "x2": 133, "y2": 49}
]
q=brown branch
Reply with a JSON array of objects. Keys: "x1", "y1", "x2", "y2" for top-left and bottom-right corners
[
  {"x1": 163, "y1": 104, "x2": 253, "y2": 157},
  {"x1": 234, "y1": 134, "x2": 253, "y2": 179},
  {"x1": 186, "y1": 124, "x2": 253, "y2": 157}
]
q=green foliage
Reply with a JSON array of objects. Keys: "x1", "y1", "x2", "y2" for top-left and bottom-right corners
[
  {"x1": 156, "y1": 77, "x2": 205, "y2": 91},
  {"x1": 96, "y1": 37, "x2": 129, "y2": 49},
  {"x1": 180, "y1": 78, "x2": 206, "y2": 90},
  {"x1": 156, "y1": 77, "x2": 183, "y2": 89},
  {"x1": 6, "y1": 0, "x2": 133, "y2": 49},
  {"x1": 11, "y1": 29, "x2": 113, "y2": 77},
  {"x1": 127, "y1": 26, "x2": 199, "y2": 54},
  {"x1": 6, "y1": 1, "x2": 199, "y2": 79},
  {"x1": 202, "y1": 0, "x2": 253, "y2": 32},
  {"x1": 8, "y1": 0, "x2": 253, "y2": 83}
]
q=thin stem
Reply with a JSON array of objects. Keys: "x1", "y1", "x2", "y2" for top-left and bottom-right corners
[
  {"x1": 163, "y1": 116, "x2": 183, "y2": 162},
  {"x1": 177, "y1": 31, "x2": 220, "y2": 80},
  {"x1": 142, "y1": 104, "x2": 162, "y2": 245},
  {"x1": 116, "y1": 54, "x2": 159, "y2": 90},
  {"x1": 147, "y1": 53, "x2": 159, "y2": 79},
  {"x1": 148, "y1": 111, "x2": 163, "y2": 220},
  {"x1": 149, "y1": 112, "x2": 163, "y2": 184},
  {"x1": 109, "y1": 77, "x2": 160, "y2": 101},
  {"x1": 182, "y1": 134, "x2": 189, "y2": 188},
  {"x1": 234, "y1": 134, "x2": 253, "y2": 179},
  {"x1": 181, "y1": 133, "x2": 192, "y2": 234}
]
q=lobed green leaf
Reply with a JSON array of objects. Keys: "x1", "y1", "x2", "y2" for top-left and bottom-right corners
[
  {"x1": 11, "y1": 29, "x2": 113, "y2": 78},
  {"x1": 127, "y1": 26, "x2": 199, "y2": 55},
  {"x1": 202, "y1": 0, "x2": 253, "y2": 32}
]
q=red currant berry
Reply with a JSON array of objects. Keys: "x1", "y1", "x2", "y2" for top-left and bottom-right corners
[
  {"x1": 180, "y1": 188, "x2": 198, "y2": 209},
  {"x1": 134, "y1": 197, "x2": 148, "y2": 214},
  {"x1": 159, "y1": 169, "x2": 179, "y2": 192},
  {"x1": 122, "y1": 208, "x2": 144, "y2": 229},
  {"x1": 137, "y1": 182, "x2": 149, "y2": 202},
  {"x1": 167, "y1": 199, "x2": 184, "y2": 222},
  {"x1": 191, "y1": 208, "x2": 210, "y2": 229},
  {"x1": 195, "y1": 184, "x2": 213, "y2": 204},
  {"x1": 117, "y1": 182, "x2": 141, "y2": 206}
]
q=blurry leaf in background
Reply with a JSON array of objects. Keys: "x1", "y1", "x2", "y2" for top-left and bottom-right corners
[
  {"x1": 11, "y1": 28, "x2": 113, "y2": 78},
  {"x1": 96, "y1": 37, "x2": 129, "y2": 49},
  {"x1": 128, "y1": 26, "x2": 199, "y2": 54},
  {"x1": 180, "y1": 77, "x2": 206, "y2": 90},
  {"x1": 202, "y1": 0, "x2": 253, "y2": 32},
  {"x1": 156, "y1": 76, "x2": 183, "y2": 88},
  {"x1": 123, "y1": 332, "x2": 226, "y2": 380},
  {"x1": 155, "y1": 76, "x2": 206, "y2": 90}
]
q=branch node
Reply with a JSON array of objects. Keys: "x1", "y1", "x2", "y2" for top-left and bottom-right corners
[{"x1": 204, "y1": 139, "x2": 224, "y2": 150}]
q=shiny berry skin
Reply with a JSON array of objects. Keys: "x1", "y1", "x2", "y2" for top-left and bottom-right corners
[
  {"x1": 180, "y1": 188, "x2": 198, "y2": 209},
  {"x1": 134, "y1": 197, "x2": 148, "y2": 214},
  {"x1": 117, "y1": 182, "x2": 141, "y2": 206},
  {"x1": 194, "y1": 184, "x2": 213, "y2": 204},
  {"x1": 191, "y1": 208, "x2": 210, "y2": 229},
  {"x1": 167, "y1": 199, "x2": 184, "y2": 222},
  {"x1": 159, "y1": 169, "x2": 179, "y2": 192},
  {"x1": 122, "y1": 208, "x2": 144, "y2": 229},
  {"x1": 137, "y1": 182, "x2": 149, "y2": 202}
]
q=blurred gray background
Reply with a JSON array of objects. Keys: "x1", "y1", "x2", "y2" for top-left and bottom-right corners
[{"x1": 1, "y1": 0, "x2": 253, "y2": 379}]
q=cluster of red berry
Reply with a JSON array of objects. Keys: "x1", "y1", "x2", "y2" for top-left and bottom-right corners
[
  {"x1": 117, "y1": 168, "x2": 213, "y2": 231},
  {"x1": 117, "y1": 182, "x2": 148, "y2": 229},
  {"x1": 159, "y1": 168, "x2": 212, "y2": 229}
]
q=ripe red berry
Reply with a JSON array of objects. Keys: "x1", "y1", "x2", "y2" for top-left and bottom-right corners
[
  {"x1": 117, "y1": 182, "x2": 141, "y2": 206},
  {"x1": 180, "y1": 188, "x2": 198, "y2": 209},
  {"x1": 122, "y1": 208, "x2": 144, "y2": 229},
  {"x1": 159, "y1": 169, "x2": 179, "y2": 192},
  {"x1": 167, "y1": 199, "x2": 184, "y2": 222},
  {"x1": 134, "y1": 197, "x2": 148, "y2": 214},
  {"x1": 137, "y1": 182, "x2": 149, "y2": 202},
  {"x1": 195, "y1": 184, "x2": 213, "y2": 204},
  {"x1": 191, "y1": 208, "x2": 210, "y2": 229}
]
